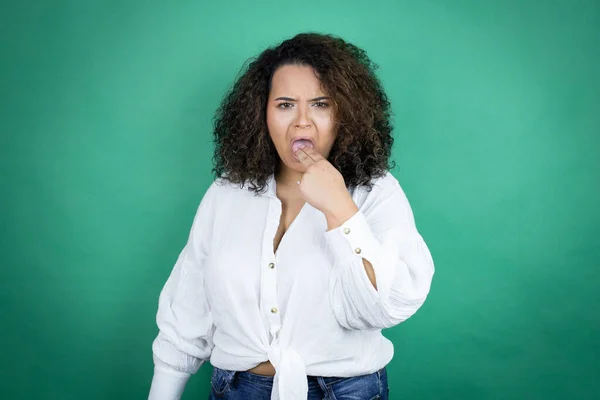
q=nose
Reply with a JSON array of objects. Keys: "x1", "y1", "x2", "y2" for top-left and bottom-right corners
[
  {"x1": 294, "y1": 104, "x2": 311, "y2": 129},
  {"x1": 295, "y1": 121, "x2": 311, "y2": 129}
]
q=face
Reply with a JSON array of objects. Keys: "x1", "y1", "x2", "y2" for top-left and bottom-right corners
[{"x1": 266, "y1": 64, "x2": 337, "y2": 173}]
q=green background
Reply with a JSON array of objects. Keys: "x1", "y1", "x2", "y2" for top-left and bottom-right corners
[{"x1": 1, "y1": 1, "x2": 598, "y2": 399}]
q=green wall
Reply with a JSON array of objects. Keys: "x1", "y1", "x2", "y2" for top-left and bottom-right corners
[{"x1": 1, "y1": 1, "x2": 598, "y2": 399}]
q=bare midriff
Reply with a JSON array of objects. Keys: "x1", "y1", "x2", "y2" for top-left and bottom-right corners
[{"x1": 247, "y1": 360, "x2": 276, "y2": 376}]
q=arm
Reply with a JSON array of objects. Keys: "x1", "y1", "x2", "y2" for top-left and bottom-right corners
[
  {"x1": 325, "y1": 176, "x2": 435, "y2": 330},
  {"x1": 324, "y1": 201, "x2": 379, "y2": 289},
  {"x1": 149, "y1": 183, "x2": 218, "y2": 400}
]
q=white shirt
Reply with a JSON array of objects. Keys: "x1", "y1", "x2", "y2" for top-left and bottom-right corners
[{"x1": 148, "y1": 171, "x2": 434, "y2": 400}]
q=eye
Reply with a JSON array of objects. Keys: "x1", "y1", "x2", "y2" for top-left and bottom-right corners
[
  {"x1": 313, "y1": 101, "x2": 329, "y2": 108},
  {"x1": 277, "y1": 102, "x2": 293, "y2": 109}
]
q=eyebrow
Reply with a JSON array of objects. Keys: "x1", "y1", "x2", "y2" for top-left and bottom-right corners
[{"x1": 274, "y1": 96, "x2": 330, "y2": 102}]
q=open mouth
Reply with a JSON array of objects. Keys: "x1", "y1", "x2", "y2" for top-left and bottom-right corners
[{"x1": 291, "y1": 138, "x2": 314, "y2": 155}]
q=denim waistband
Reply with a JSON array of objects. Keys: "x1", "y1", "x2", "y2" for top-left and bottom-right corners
[{"x1": 215, "y1": 366, "x2": 385, "y2": 391}]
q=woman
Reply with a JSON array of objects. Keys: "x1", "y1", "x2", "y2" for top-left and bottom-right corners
[{"x1": 148, "y1": 32, "x2": 434, "y2": 400}]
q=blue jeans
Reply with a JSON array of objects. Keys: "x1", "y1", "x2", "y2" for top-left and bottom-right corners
[{"x1": 209, "y1": 366, "x2": 389, "y2": 399}]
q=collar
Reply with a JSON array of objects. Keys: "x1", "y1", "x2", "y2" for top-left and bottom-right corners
[{"x1": 265, "y1": 173, "x2": 277, "y2": 198}]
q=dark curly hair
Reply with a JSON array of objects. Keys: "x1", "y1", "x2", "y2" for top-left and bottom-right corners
[{"x1": 211, "y1": 32, "x2": 396, "y2": 194}]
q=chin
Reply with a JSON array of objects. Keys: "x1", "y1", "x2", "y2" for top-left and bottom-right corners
[
  {"x1": 280, "y1": 156, "x2": 307, "y2": 172},
  {"x1": 289, "y1": 163, "x2": 308, "y2": 173}
]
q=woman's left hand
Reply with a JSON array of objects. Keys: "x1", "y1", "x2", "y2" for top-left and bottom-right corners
[{"x1": 295, "y1": 147, "x2": 359, "y2": 228}]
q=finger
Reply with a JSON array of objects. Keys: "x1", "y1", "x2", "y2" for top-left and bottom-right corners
[
  {"x1": 295, "y1": 147, "x2": 316, "y2": 166},
  {"x1": 300, "y1": 147, "x2": 325, "y2": 162}
]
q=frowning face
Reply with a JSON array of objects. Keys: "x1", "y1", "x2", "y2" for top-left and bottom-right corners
[{"x1": 266, "y1": 64, "x2": 337, "y2": 173}]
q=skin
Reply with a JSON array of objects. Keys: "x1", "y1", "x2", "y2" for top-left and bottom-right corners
[
  {"x1": 266, "y1": 64, "x2": 337, "y2": 187},
  {"x1": 247, "y1": 64, "x2": 378, "y2": 377}
]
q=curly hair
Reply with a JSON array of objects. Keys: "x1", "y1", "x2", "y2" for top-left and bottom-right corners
[{"x1": 211, "y1": 32, "x2": 396, "y2": 194}]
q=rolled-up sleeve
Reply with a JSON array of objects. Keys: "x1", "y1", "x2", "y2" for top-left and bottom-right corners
[
  {"x1": 325, "y1": 176, "x2": 434, "y2": 330},
  {"x1": 149, "y1": 182, "x2": 218, "y2": 400}
]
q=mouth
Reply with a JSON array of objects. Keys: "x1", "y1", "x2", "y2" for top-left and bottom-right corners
[{"x1": 290, "y1": 137, "x2": 315, "y2": 156}]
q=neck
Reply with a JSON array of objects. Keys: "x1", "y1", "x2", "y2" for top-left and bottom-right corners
[{"x1": 274, "y1": 165, "x2": 304, "y2": 199}]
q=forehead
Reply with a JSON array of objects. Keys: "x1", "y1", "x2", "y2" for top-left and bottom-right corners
[{"x1": 269, "y1": 64, "x2": 326, "y2": 96}]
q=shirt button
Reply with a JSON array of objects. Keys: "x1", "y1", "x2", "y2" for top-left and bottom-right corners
[
  {"x1": 355, "y1": 248, "x2": 362, "y2": 254},
  {"x1": 271, "y1": 307, "x2": 278, "y2": 314},
  {"x1": 343, "y1": 227, "x2": 351, "y2": 234},
  {"x1": 268, "y1": 263, "x2": 275, "y2": 269}
]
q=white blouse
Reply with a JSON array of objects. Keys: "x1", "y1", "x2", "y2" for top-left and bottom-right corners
[{"x1": 148, "y1": 171, "x2": 434, "y2": 400}]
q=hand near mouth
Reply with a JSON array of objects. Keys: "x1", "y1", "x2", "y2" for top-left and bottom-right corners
[{"x1": 294, "y1": 147, "x2": 359, "y2": 230}]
